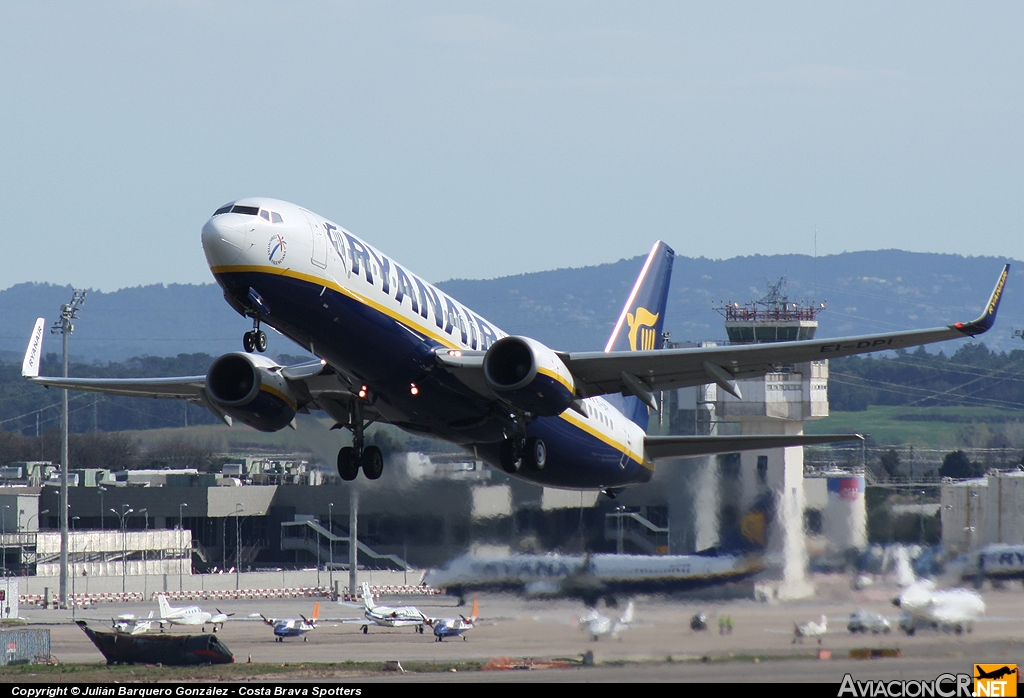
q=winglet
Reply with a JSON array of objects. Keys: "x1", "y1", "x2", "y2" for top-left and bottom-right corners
[
  {"x1": 22, "y1": 318, "x2": 45, "y2": 378},
  {"x1": 954, "y1": 264, "x2": 1009, "y2": 337}
]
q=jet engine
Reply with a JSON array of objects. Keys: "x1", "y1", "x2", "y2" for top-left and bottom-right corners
[
  {"x1": 482, "y1": 336, "x2": 576, "y2": 416},
  {"x1": 205, "y1": 352, "x2": 299, "y2": 432}
]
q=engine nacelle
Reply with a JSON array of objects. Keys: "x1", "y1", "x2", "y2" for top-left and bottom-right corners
[
  {"x1": 482, "y1": 336, "x2": 576, "y2": 417},
  {"x1": 205, "y1": 352, "x2": 298, "y2": 432}
]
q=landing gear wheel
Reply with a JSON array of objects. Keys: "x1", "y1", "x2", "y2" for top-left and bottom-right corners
[
  {"x1": 499, "y1": 439, "x2": 521, "y2": 474},
  {"x1": 337, "y1": 447, "x2": 359, "y2": 481},
  {"x1": 524, "y1": 437, "x2": 547, "y2": 471},
  {"x1": 255, "y1": 330, "x2": 268, "y2": 353},
  {"x1": 361, "y1": 625, "x2": 368, "y2": 635},
  {"x1": 361, "y1": 446, "x2": 384, "y2": 480},
  {"x1": 243, "y1": 331, "x2": 256, "y2": 353}
]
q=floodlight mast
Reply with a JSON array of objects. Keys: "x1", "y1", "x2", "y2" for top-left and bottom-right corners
[{"x1": 52, "y1": 290, "x2": 86, "y2": 609}]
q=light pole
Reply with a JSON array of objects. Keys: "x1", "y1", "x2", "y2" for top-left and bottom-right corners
[
  {"x1": 111, "y1": 506, "x2": 133, "y2": 593},
  {"x1": 1, "y1": 504, "x2": 9, "y2": 578},
  {"x1": 53, "y1": 289, "x2": 86, "y2": 609},
  {"x1": 316, "y1": 513, "x2": 321, "y2": 587},
  {"x1": 98, "y1": 487, "x2": 106, "y2": 530},
  {"x1": 139, "y1": 509, "x2": 147, "y2": 598},
  {"x1": 234, "y1": 504, "x2": 243, "y2": 591},
  {"x1": 178, "y1": 503, "x2": 188, "y2": 592},
  {"x1": 71, "y1": 516, "x2": 80, "y2": 617},
  {"x1": 27, "y1": 509, "x2": 49, "y2": 532},
  {"x1": 328, "y1": 502, "x2": 334, "y2": 595}
]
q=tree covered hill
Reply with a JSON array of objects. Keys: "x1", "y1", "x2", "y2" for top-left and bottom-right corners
[{"x1": 1, "y1": 249, "x2": 1021, "y2": 363}]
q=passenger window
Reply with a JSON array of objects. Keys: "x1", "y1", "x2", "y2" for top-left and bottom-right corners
[
  {"x1": 260, "y1": 210, "x2": 271, "y2": 221},
  {"x1": 271, "y1": 212, "x2": 283, "y2": 224}
]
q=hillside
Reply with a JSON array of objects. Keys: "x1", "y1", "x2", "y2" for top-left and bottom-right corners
[{"x1": 0, "y1": 250, "x2": 1019, "y2": 363}]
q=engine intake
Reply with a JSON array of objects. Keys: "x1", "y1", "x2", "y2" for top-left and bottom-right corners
[
  {"x1": 205, "y1": 352, "x2": 298, "y2": 432},
  {"x1": 483, "y1": 336, "x2": 576, "y2": 416}
]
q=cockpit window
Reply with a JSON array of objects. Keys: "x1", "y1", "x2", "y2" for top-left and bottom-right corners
[
  {"x1": 260, "y1": 210, "x2": 271, "y2": 222},
  {"x1": 230, "y1": 205, "x2": 260, "y2": 216},
  {"x1": 213, "y1": 204, "x2": 233, "y2": 215},
  {"x1": 271, "y1": 212, "x2": 283, "y2": 224}
]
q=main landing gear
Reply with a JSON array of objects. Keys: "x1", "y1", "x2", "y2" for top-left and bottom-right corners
[
  {"x1": 499, "y1": 435, "x2": 547, "y2": 474},
  {"x1": 243, "y1": 327, "x2": 268, "y2": 353},
  {"x1": 336, "y1": 399, "x2": 384, "y2": 482}
]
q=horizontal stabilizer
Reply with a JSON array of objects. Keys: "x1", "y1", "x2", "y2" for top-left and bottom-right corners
[{"x1": 644, "y1": 433, "x2": 863, "y2": 461}]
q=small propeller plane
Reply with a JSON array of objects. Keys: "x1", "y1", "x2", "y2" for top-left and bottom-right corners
[
  {"x1": 111, "y1": 611, "x2": 156, "y2": 635},
  {"x1": 579, "y1": 601, "x2": 634, "y2": 642},
  {"x1": 155, "y1": 594, "x2": 234, "y2": 633},
  {"x1": 793, "y1": 614, "x2": 828, "y2": 644},
  {"x1": 350, "y1": 582, "x2": 431, "y2": 634},
  {"x1": 428, "y1": 600, "x2": 478, "y2": 642},
  {"x1": 262, "y1": 602, "x2": 319, "y2": 642}
]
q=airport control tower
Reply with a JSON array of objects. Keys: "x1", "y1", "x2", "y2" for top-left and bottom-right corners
[{"x1": 714, "y1": 279, "x2": 828, "y2": 599}]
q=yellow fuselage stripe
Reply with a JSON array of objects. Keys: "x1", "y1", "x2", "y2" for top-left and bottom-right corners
[{"x1": 213, "y1": 263, "x2": 650, "y2": 469}]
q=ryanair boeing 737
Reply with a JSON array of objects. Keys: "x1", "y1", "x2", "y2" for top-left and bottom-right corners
[{"x1": 21, "y1": 198, "x2": 1008, "y2": 493}]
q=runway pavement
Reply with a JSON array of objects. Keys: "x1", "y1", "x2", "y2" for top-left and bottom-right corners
[{"x1": 18, "y1": 574, "x2": 1024, "y2": 682}]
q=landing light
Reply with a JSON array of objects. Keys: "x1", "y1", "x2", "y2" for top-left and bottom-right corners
[
  {"x1": 358, "y1": 385, "x2": 368, "y2": 399},
  {"x1": 410, "y1": 383, "x2": 419, "y2": 396},
  {"x1": 448, "y1": 350, "x2": 462, "y2": 357}
]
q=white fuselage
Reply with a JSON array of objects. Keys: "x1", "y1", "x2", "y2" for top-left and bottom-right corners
[{"x1": 201, "y1": 198, "x2": 651, "y2": 486}]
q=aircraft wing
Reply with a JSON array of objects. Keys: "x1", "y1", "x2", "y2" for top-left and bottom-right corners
[
  {"x1": 644, "y1": 433, "x2": 863, "y2": 461},
  {"x1": 563, "y1": 264, "x2": 1008, "y2": 400},
  {"x1": 21, "y1": 316, "x2": 387, "y2": 428}
]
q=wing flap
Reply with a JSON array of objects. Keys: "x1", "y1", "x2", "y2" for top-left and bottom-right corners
[{"x1": 644, "y1": 433, "x2": 864, "y2": 461}]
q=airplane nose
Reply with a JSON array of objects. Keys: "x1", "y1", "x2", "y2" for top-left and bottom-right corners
[{"x1": 202, "y1": 216, "x2": 247, "y2": 267}]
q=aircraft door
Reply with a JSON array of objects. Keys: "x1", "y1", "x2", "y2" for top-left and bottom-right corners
[{"x1": 303, "y1": 211, "x2": 328, "y2": 269}]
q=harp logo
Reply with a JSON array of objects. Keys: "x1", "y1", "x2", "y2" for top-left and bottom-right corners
[
  {"x1": 627, "y1": 307, "x2": 660, "y2": 351},
  {"x1": 975, "y1": 665, "x2": 1018, "y2": 697}
]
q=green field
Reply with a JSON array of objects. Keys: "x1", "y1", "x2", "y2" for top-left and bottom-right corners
[{"x1": 804, "y1": 405, "x2": 1024, "y2": 446}]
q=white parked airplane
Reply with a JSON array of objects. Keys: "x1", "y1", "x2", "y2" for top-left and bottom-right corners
[
  {"x1": 20, "y1": 198, "x2": 1008, "y2": 494},
  {"x1": 351, "y1": 582, "x2": 430, "y2": 634},
  {"x1": 793, "y1": 614, "x2": 828, "y2": 644},
  {"x1": 112, "y1": 611, "x2": 156, "y2": 635},
  {"x1": 155, "y1": 594, "x2": 233, "y2": 633},
  {"x1": 579, "y1": 601, "x2": 634, "y2": 642},
  {"x1": 893, "y1": 581, "x2": 985, "y2": 635}
]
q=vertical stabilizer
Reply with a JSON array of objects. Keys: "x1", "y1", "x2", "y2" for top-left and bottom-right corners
[
  {"x1": 361, "y1": 582, "x2": 375, "y2": 610},
  {"x1": 604, "y1": 241, "x2": 675, "y2": 427},
  {"x1": 157, "y1": 594, "x2": 173, "y2": 619},
  {"x1": 311, "y1": 602, "x2": 320, "y2": 621}
]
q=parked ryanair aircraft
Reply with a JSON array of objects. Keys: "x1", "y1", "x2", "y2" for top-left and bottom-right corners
[{"x1": 21, "y1": 198, "x2": 1008, "y2": 493}]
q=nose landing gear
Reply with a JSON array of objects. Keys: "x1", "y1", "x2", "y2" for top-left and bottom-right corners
[{"x1": 243, "y1": 287, "x2": 270, "y2": 353}]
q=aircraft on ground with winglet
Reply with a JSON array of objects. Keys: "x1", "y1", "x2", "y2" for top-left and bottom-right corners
[
  {"x1": 20, "y1": 198, "x2": 1009, "y2": 494},
  {"x1": 261, "y1": 601, "x2": 320, "y2": 642}
]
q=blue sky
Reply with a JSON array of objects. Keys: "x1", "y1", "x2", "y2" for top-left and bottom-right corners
[{"x1": 2, "y1": 2, "x2": 1022, "y2": 291}]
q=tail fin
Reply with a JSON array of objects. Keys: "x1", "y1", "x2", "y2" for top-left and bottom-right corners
[
  {"x1": 603, "y1": 241, "x2": 675, "y2": 428},
  {"x1": 699, "y1": 492, "x2": 773, "y2": 556},
  {"x1": 157, "y1": 594, "x2": 172, "y2": 618},
  {"x1": 311, "y1": 602, "x2": 320, "y2": 621},
  {"x1": 621, "y1": 601, "x2": 634, "y2": 625},
  {"x1": 21, "y1": 318, "x2": 45, "y2": 378},
  {"x1": 470, "y1": 599, "x2": 479, "y2": 622},
  {"x1": 361, "y1": 582, "x2": 375, "y2": 610}
]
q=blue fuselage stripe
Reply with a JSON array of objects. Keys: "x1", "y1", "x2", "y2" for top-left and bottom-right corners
[{"x1": 214, "y1": 270, "x2": 651, "y2": 490}]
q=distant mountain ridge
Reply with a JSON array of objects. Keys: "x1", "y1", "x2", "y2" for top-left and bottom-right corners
[{"x1": 0, "y1": 249, "x2": 1020, "y2": 363}]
